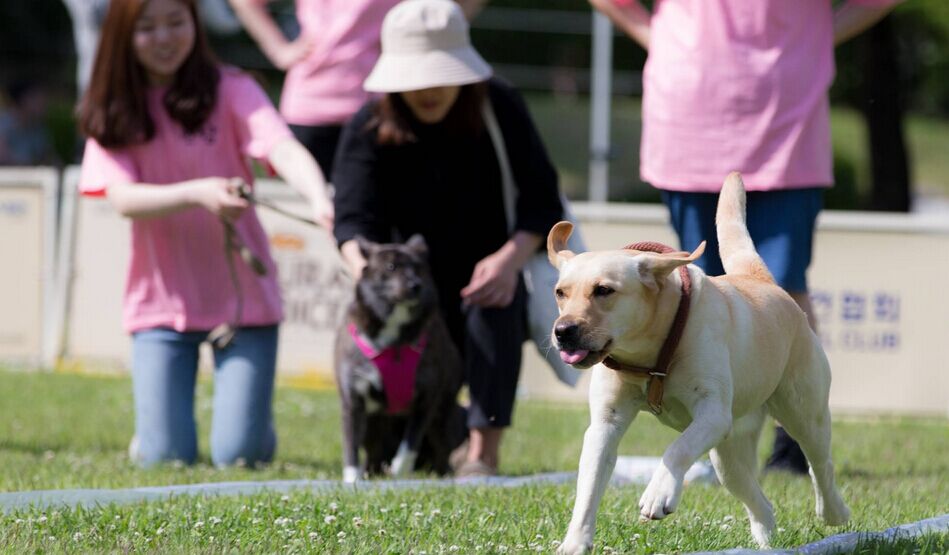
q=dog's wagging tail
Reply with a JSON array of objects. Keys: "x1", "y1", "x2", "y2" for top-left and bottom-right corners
[{"x1": 716, "y1": 171, "x2": 775, "y2": 284}]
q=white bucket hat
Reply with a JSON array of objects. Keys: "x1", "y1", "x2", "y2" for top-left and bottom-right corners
[{"x1": 364, "y1": 0, "x2": 493, "y2": 93}]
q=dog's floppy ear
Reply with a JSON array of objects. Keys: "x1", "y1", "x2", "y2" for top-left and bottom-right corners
[
  {"x1": 355, "y1": 235, "x2": 376, "y2": 260},
  {"x1": 638, "y1": 241, "x2": 706, "y2": 290},
  {"x1": 405, "y1": 234, "x2": 428, "y2": 258},
  {"x1": 547, "y1": 221, "x2": 576, "y2": 270}
]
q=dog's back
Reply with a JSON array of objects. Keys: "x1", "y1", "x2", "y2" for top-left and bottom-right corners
[{"x1": 715, "y1": 172, "x2": 775, "y2": 284}]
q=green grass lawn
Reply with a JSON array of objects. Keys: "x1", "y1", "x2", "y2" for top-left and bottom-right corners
[{"x1": 1, "y1": 369, "x2": 947, "y2": 553}]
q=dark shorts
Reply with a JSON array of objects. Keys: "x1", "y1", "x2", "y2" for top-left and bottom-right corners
[
  {"x1": 289, "y1": 124, "x2": 343, "y2": 179},
  {"x1": 661, "y1": 188, "x2": 823, "y2": 292}
]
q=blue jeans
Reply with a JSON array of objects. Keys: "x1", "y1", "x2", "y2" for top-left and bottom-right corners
[
  {"x1": 130, "y1": 325, "x2": 278, "y2": 467},
  {"x1": 661, "y1": 188, "x2": 823, "y2": 292}
]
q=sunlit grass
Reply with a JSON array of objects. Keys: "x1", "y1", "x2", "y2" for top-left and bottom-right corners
[{"x1": 1, "y1": 369, "x2": 946, "y2": 553}]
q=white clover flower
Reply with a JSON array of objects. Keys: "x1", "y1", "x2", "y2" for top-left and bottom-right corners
[
  {"x1": 724, "y1": 515, "x2": 735, "y2": 522},
  {"x1": 37, "y1": 516, "x2": 48, "y2": 523},
  {"x1": 632, "y1": 533, "x2": 641, "y2": 541},
  {"x1": 193, "y1": 521, "x2": 205, "y2": 530},
  {"x1": 329, "y1": 502, "x2": 339, "y2": 512},
  {"x1": 400, "y1": 503, "x2": 408, "y2": 509},
  {"x1": 156, "y1": 527, "x2": 165, "y2": 536},
  {"x1": 535, "y1": 534, "x2": 543, "y2": 540},
  {"x1": 720, "y1": 523, "x2": 731, "y2": 530},
  {"x1": 281, "y1": 495, "x2": 290, "y2": 502},
  {"x1": 274, "y1": 517, "x2": 292, "y2": 527},
  {"x1": 337, "y1": 531, "x2": 347, "y2": 539},
  {"x1": 252, "y1": 518, "x2": 262, "y2": 525},
  {"x1": 309, "y1": 532, "x2": 319, "y2": 540},
  {"x1": 47, "y1": 536, "x2": 56, "y2": 542},
  {"x1": 380, "y1": 507, "x2": 389, "y2": 514},
  {"x1": 352, "y1": 517, "x2": 363, "y2": 528},
  {"x1": 551, "y1": 540, "x2": 562, "y2": 547},
  {"x1": 414, "y1": 511, "x2": 424, "y2": 518},
  {"x1": 430, "y1": 509, "x2": 442, "y2": 517},
  {"x1": 449, "y1": 546, "x2": 460, "y2": 552},
  {"x1": 209, "y1": 516, "x2": 222, "y2": 525},
  {"x1": 324, "y1": 515, "x2": 337, "y2": 524},
  {"x1": 72, "y1": 532, "x2": 83, "y2": 541},
  {"x1": 497, "y1": 546, "x2": 508, "y2": 553}
]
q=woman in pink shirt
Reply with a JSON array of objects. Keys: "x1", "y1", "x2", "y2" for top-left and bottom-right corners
[
  {"x1": 590, "y1": 0, "x2": 901, "y2": 473},
  {"x1": 228, "y1": 0, "x2": 487, "y2": 177},
  {"x1": 77, "y1": 0, "x2": 332, "y2": 467}
]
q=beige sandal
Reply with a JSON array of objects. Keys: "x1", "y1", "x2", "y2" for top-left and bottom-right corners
[{"x1": 455, "y1": 459, "x2": 497, "y2": 478}]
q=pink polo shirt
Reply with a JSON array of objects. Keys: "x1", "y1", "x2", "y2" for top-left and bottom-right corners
[
  {"x1": 277, "y1": 0, "x2": 402, "y2": 126},
  {"x1": 638, "y1": 0, "x2": 900, "y2": 192},
  {"x1": 78, "y1": 68, "x2": 293, "y2": 333}
]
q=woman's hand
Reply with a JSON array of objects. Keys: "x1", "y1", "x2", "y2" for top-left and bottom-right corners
[
  {"x1": 190, "y1": 177, "x2": 249, "y2": 221},
  {"x1": 461, "y1": 248, "x2": 521, "y2": 308},
  {"x1": 309, "y1": 191, "x2": 335, "y2": 231},
  {"x1": 269, "y1": 36, "x2": 314, "y2": 70}
]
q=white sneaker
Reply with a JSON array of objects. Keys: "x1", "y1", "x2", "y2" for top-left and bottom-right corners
[{"x1": 128, "y1": 435, "x2": 141, "y2": 463}]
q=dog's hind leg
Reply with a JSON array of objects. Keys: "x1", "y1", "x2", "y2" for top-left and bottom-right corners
[
  {"x1": 709, "y1": 406, "x2": 775, "y2": 548},
  {"x1": 767, "y1": 345, "x2": 850, "y2": 526}
]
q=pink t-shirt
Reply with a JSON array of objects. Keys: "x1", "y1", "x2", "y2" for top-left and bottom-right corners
[
  {"x1": 638, "y1": 0, "x2": 900, "y2": 192},
  {"x1": 277, "y1": 0, "x2": 402, "y2": 126},
  {"x1": 78, "y1": 68, "x2": 293, "y2": 333}
]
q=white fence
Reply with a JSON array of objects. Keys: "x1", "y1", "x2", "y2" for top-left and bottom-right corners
[{"x1": 1, "y1": 168, "x2": 948, "y2": 416}]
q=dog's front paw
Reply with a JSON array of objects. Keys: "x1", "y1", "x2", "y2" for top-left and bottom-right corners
[
  {"x1": 343, "y1": 465, "x2": 361, "y2": 484},
  {"x1": 556, "y1": 534, "x2": 592, "y2": 555},
  {"x1": 389, "y1": 444, "x2": 418, "y2": 478},
  {"x1": 639, "y1": 464, "x2": 682, "y2": 520}
]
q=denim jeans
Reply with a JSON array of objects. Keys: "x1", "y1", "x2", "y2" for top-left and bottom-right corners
[{"x1": 130, "y1": 325, "x2": 278, "y2": 467}]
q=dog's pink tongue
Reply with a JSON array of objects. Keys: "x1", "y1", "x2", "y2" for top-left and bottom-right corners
[{"x1": 560, "y1": 350, "x2": 589, "y2": 364}]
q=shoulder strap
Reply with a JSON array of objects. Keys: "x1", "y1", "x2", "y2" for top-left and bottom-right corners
[{"x1": 481, "y1": 100, "x2": 516, "y2": 233}]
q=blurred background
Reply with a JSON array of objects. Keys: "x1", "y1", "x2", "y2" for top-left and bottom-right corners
[{"x1": 2, "y1": 0, "x2": 947, "y2": 210}]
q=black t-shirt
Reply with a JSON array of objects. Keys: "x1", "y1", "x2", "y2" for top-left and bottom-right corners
[{"x1": 332, "y1": 78, "x2": 563, "y2": 338}]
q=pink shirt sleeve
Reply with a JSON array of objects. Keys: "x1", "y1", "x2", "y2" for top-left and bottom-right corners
[
  {"x1": 846, "y1": 0, "x2": 902, "y2": 6},
  {"x1": 77, "y1": 138, "x2": 139, "y2": 197},
  {"x1": 224, "y1": 72, "x2": 294, "y2": 161}
]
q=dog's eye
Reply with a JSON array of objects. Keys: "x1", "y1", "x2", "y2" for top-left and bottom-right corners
[
  {"x1": 593, "y1": 285, "x2": 614, "y2": 297},
  {"x1": 385, "y1": 263, "x2": 396, "y2": 272},
  {"x1": 555, "y1": 288, "x2": 565, "y2": 299}
]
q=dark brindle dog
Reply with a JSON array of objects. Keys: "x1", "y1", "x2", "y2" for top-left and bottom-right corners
[{"x1": 335, "y1": 235, "x2": 466, "y2": 482}]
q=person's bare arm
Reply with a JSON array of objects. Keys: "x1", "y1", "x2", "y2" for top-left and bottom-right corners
[
  {"x1": 105, "y1": 177, "x2": 248, "y2": 220},
  {"x1": 228, "y1": 0, "x2": 312, "y2": 69},
  {"x1": 588, "y1": 0, "x2": 651, "y2": 50},
  {"x1": 268, "y1": 137, "x2": 334, "y2": 230},
  {"x1": 455, "y1": 0, "x2": 488, "y2": 20},
  {"x1": 460, "y1": 230, "x2": 542, "y2": 308},
  {"x1": 833, "y1": 1, "x2": 899, "y2": 45}
]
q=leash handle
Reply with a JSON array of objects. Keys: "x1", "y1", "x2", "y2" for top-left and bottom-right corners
[{"x1": 235, "y1": 181, "x2": 323, "y2": 228}]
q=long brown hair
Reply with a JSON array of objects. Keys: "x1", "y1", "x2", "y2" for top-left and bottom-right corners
[
  {"x1": 371, "y1": 82, "x2": 488, "y2": 146},
  {"x1": 77, "y1": 0, "x2": 220, "y2": 148}
]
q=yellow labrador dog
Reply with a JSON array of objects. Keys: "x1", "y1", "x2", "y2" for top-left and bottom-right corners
[{"x1": 550, "y1": 173, "x2": 849, "y2": 554}]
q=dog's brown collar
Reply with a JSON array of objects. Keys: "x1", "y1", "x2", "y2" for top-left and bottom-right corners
[{"x1": 602, "y1": 241, "x2": 693, "y2": 415}]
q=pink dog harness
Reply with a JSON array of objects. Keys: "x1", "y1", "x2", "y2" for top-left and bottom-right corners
[{"x1": 347, "y1": 323, "x2": 427, "y2": 414}]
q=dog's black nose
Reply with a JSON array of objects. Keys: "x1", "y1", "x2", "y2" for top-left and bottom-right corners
[{"x1": 554, "y1": 322, "x2": 580, "y2": 345}]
